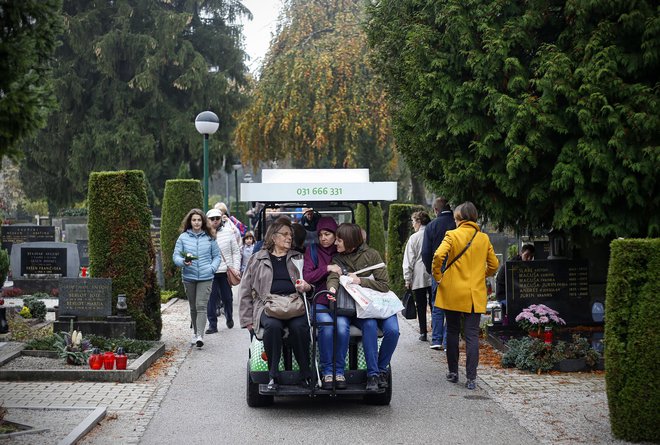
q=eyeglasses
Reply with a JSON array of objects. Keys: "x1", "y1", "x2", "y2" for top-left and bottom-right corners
[
  {"x1": 275, "y1": 231, "x2": 292, "y2": 238},
  {"x1": 209, "y1": 217, "x2": 221, "y2": 221}
]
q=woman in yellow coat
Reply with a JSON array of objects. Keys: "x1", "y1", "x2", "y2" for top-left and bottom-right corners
[{"x1": 432, "y1": 202, "x2": 499, "y2": 390}]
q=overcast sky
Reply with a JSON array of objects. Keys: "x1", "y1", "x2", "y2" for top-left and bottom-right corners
[{"x1": 240, "y1": 0, "x2": 284, "y2": 73}]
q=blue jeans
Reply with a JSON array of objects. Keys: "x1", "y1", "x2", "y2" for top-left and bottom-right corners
[
  {"x1": 353, "y1": 315, "x2": 399, "y2": 377},
  {"x1": 431, "y1": 278, "x2": 447, "y2": 347},
  {"x1": 315, "y1": 304, "x2": 350, "y2": 376}
]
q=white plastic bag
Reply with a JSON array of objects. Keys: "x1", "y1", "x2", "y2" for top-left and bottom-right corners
[{"x1": 339, "y1": 275, "x2": 404, "y2": 319}]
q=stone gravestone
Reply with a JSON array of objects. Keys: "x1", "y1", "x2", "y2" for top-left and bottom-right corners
[
  {"x1": 76, "y1": 240, "x2": 89, "y2": 268},
  {"x1": 505, "y1": 259, "x2": 591, "y2": 325},
  {"x1": 1, "y1": 225, "x2": 56, "y2": 254},
  {"x1": 10, "y1": 242, "x2": 80, "y2": 294},
  {"x1": 533, "y1": 240, "x2": 550, "y2": 260},
  {"x1": 55, "y1": 277, "x2": 136, "y2": 338},
  {"x1": 58, "y1": 278, "x2": 112, "y2": 317}
]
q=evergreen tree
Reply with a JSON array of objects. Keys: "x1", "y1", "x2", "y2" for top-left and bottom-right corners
[
  {"x1": 20, "y1": 0, "x2": 251, "y2": 211},
  {"x1": 0, "y1": 0, "x2": 63, "y2": 162},
  {"x1": 234, "y1": 0, "x2": 400, "y2": 181},
  {"x1": 365, "y1": 0, "x2": 659, "y2": 238}
]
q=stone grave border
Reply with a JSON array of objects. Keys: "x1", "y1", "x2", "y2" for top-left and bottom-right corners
[
  {"x1": 0, "y1": 342, "x2": 165, "y2": 383},
  {"x1": 0, "y1": 406, "x2": 106, "y2": 445}
]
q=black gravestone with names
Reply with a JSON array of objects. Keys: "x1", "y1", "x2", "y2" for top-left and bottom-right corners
[
  {"x1": 58, "y1": 278, "x2": 112, "y2": 317},
  {"x1": 506, "y1": 259, "x2": 591, "y2": 325},
  {"x1": 76, "y1": 240, "x2": 89, "y2": 267},
  {"x1": 1, "y1": 226, "x2": 56, "y2": 254},
  {"x1": 533, "y1": 240, "x2": 550, "y2": 260},
  {"x1": 21, "y1": 248, "x2": 67, "y2": 275}
]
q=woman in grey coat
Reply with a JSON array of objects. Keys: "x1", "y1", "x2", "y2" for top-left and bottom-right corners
[
  {"x1": 402, "y1": 211, "x2": 433, "y2": 341},
  {"x1": 238, "y1": 219, "x2": 313, "y2": 390}
]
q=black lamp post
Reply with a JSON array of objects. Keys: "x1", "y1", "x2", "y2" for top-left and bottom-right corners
[{"x1": 232, "y1": 162, "x2": 241, "y2": 213}]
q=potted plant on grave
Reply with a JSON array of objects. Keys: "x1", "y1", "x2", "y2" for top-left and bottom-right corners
[
  {"x1": 515, "y1": 304, "x2": 566, "y2": 338},
  {"x1": 554, "y1": 334, "x2": 602, "y2": 372},
  {"x1": 54, "y1": 322, "x2": 92, "y2": 365}
]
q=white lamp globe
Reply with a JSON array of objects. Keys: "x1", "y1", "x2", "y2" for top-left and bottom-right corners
[{"x1": 195, "y1": 111, "x2": 219, "y2": 135}]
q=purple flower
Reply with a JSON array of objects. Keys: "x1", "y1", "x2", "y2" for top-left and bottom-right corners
[{"x1": 539, "y1": 316, "x2": 549, "y2": 323}]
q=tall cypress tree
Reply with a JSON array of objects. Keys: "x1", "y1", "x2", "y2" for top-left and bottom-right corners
[
  {"x1": 366, "y1": 0, "x2": 659, "y2": 238},
  {"x1": 20, "y1": 0, "x2": 251, "y2": 211}
]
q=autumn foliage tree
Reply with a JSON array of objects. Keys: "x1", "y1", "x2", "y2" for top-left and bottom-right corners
[
  {"x1": 366, "y1": 0, "x2": 659, "y2": 238},
  {"x1": 234, "y1": 0, "x2": 397, "y2": 180}
]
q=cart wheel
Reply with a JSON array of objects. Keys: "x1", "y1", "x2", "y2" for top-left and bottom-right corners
[
  {"x1": 363, "y1": 370, "x2": 392, "y2": 406},
  {"x1": 246, "y1": 361, "x2": 273, "y2": 407}
]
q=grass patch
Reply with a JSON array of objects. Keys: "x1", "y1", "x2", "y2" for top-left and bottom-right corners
[{"x1": 160, "y1": 290, "x2": 177, "y2": 304}]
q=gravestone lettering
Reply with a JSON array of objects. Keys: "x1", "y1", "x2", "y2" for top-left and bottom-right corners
[
  {"x1": 58, "y1": 278, "x2": 112, "y2": 317},
  {"x1": 1, "y1": 225, "x2": 56, "y2": 254},
  {"x1": 506, "y1": 259, "x2": 590, "y2": 324},
  {"x1": 21, "y1": 248, "x2": 67, "y2": 275}
]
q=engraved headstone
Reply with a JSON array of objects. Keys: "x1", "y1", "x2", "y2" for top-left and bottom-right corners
[
  {"x1": 1, "y1": 225, "x2": 56, "y2": 254},
  {"x1": 505, "y1": 259, "x2": 590, "y2": 325},
  {"x1": 10, "y1": 242, "x2": 80, "y2": 278},
  {"x1": 58, "y1": 278, "x2": 112, "y2": 317}
]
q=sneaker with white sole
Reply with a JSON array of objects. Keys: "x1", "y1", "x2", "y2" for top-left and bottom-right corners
[
  {"x1": 190, "y1": 334, "x2": 197, "y2": 346},
  {"x1": 430, "y1": 344, "x2": 442, "y2": 350},
  {"x1": 195, "y1": 335, "x2": 204, "y2": 348}
]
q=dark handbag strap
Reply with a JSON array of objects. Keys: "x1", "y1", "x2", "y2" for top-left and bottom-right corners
[{"x1": 442, "y1": 229, "x2": 478, "y2": 273}]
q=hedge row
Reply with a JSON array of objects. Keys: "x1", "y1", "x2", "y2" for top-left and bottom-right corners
[
  {"x1": 87, "y1": 171, "x2": 161, "y2": 340},
  {"x1": 605, "y1": 238, "x2": 660, "y2": 442},
  {"x1": 355, "y1": 202, "x2": 386, "y2": 260},
  {"x1": 386, "y1": 203, "x2": 426, "y2": 297},
  {"x1": 160, "y1": 179, "x2": 203, "y2": 297}
]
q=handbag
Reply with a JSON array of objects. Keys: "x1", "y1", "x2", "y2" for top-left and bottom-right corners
[
  {"x1": 220, "y1": 250, "x2": 241, "y2": 286},
  {"x1": 335, "y1": 285, "x2": 356, "y2": 317},
  {"x1": 262, "y1": 293, "x2": 305, "y2": 320},
  {"x1": 402, "y1": 289, "x2": 417, "y2": 319}
]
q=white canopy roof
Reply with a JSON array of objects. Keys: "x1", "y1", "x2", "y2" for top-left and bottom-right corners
[{"x1": 240, "y1": 169, "x2": 397, "y2": 202}]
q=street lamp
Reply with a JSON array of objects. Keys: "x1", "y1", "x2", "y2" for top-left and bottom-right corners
[
  {"x1": 232, "y1": 162, "x2": 242, "y2": 214},
  {"x1": 195, "y1": 111, "x2": 219, "y2": 212}
]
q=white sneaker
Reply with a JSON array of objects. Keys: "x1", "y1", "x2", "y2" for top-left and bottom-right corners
[
  {"x1": 195, "y1": 335, "x2": 204, "y2": 348},
  {"x1": 190, "y1": 334, "x2": 197, "y2": 346}
]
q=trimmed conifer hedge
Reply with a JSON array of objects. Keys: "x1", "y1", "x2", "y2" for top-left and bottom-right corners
[
  {"x1": 605, "y1": 238, "x2": 660, "y2": 442},
  {"x1": 161, "y1": 179, "x2": 203, "y2": 297},
  {"x1": 355, "y1": 202, "x2": 386, "y2": 260},
  {"x1": 0, "y1": 248, "x2": 9, "y2": 285},
  {"x1": 387, "y1": 203, "x2": 426, "y2": 296},
  {"x1": 88, "y1": 170, "x2": 161, "y2": 340}
]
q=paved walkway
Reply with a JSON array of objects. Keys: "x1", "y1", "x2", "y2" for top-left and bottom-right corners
[{"x1": 0, "y1": 298, "x2": 628, "y2": 444}]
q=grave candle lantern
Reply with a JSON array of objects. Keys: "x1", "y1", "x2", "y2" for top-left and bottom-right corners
[
  {"x1": 115, "y1": 347, "x2": 128, "y2": 370},
  {"x1": 103, "y1": 351, "x2": 115, "y2": 370},
  {"x1": 89, "y1": 348, "x2": 103, "y2": 370},
  {"x1": 544, "y1": 326, "x2": 554, "y2": 344}
]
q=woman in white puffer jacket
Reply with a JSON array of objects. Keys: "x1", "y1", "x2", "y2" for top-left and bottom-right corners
[{"x1": 206, "y1": 208, "x2": 240, "y2": 332}]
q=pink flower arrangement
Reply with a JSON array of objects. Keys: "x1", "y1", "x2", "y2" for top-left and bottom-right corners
[{"x1": 515, "y1": 304, "x2": 566, "y2": 333}]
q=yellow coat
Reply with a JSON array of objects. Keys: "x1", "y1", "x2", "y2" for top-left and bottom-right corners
[{"x1": 431, "y1": 221, "x2": 499, "y2": 313}]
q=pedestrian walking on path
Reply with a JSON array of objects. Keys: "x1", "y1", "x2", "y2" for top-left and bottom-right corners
[
  {"x1": 432, "y1": 201, "x2": 499, "y2": 390},
  {"x1": 173, "y1": 208, "x2": 220, "y2": 348}
]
